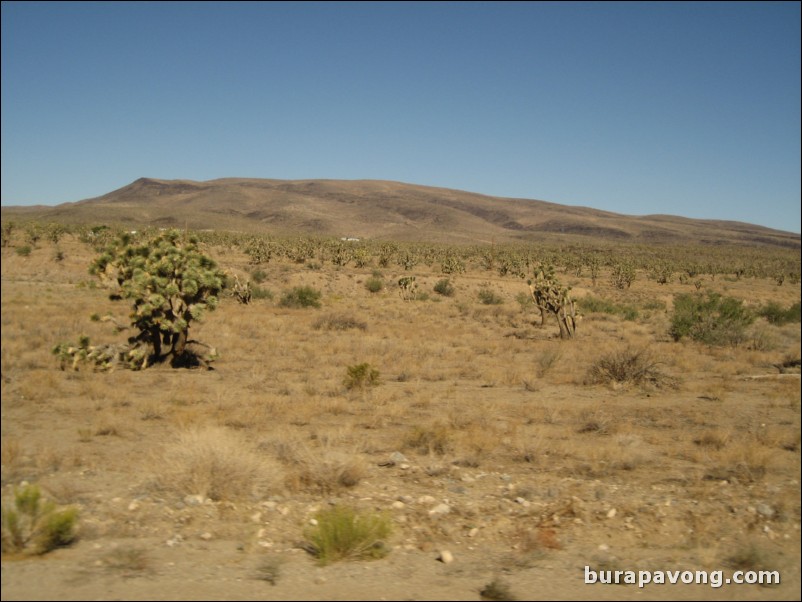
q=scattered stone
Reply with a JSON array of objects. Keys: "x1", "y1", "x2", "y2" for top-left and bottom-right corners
[
  {"x1": 391, "y1": 501, "x2": 406, "y2": 510},
  {"x1": 250, "y1": 512, "x2": 262, "y2": 523},
  {"x1": 467, "y1": 527, "x2": 479, "y2": 538},
  {"x1": 390, "y1": 451, "x2": 408, "y2": 463},
  {"x1": 598, "y1": 544, "x2": 609, "y2": 551},
  {"x1": 127, "y1": 500, "x2": 140, "y2": 511},
  {"x1": 606, "y1": 508, "x2": 617, "y2": 519},
  {"x1": 199, "y1": 532, "x2": 213, "y2": 541},
  {"x1": 184, "y1": 494, "x2": 204, "y2": 507},
  {"x1": 756, "y1": 504, "x2": 775, "y2": 518},
  {"x1": 438, "y1": 550, "x2": 454, "y2": 564},
  {"x1": 429, "y1": 503, "x2": 451, "y2": 516},
  {"x1": 166, "y1": 535, "x2": 183, "y2": 547},
  {"x1": 308, "y1": 518, "x2": 318, "y2": 526},
  {"x1": 418, "y1": 495, "x2": 437, "y2": 505}
]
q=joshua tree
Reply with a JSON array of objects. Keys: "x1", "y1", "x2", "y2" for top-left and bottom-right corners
[
  {"x1": 77, "y1": 229, "x2": 225, "y2": 369},
  {"x1": 527, "y1": 264, "x2": 578, "y2": 340}
]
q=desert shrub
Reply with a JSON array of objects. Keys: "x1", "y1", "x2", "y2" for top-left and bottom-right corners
[
  {"x1": 282, "y1": 443, "x2": 367, "y2": 494},
  {"x1": 758, "y1": 301, "x2": 801, "y2": 326},
  {"x1": 478, "y1": 287, "x2": 504, "y2": 305},
  {"x1": 344, "y1": 363, "x2": 380, "y2": 390},
  {"x1": 303, "y1": 505, "x2": 392, "y2": 565},
  {"x1": 364, "y1": 277, "x2": 384, "y2": 293},
  {"x1": 578, "y1": 295, "x2": 639, "y2": 321},
  {"x1": 15, "y1": 245, "x2": 32, "y2": 257},
  {"x1": 404, "y1": 423, "x2": 452, "y2": 455},
  {"x1": 312, "y1": 313, "x2": 367, "y2": 331},
  {"x1": 586, "y1": 347, "x2": 675, "y2": 388},
  {"x1": 670, "y1": 292, "x2": 755, "y2": 346},
  {"x1": 249, "y1": 268, "x2": 268, "y2": 284},
  {"x1": 1, "y1": 484, "x2": 78, "y2": 555},
  {"x1": 250, "y1": 285, "x2": 274, "y2": 300},
  {"x1": 279, "y1": 286, "x2": 322, "y2": 308},
  {"x1": 433, "y1": 278, "x2": 455, "y2": 297},
  {"x1": 151, "y1": 427, "x2": 276, "y2": 501},
  {"x1": 480, "y1": 578, "x2": 518, "y2": 601}
]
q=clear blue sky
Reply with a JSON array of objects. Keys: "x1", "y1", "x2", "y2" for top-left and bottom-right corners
[{"x1": 2, "y1": 1, "x2": 800, "y2": 233}]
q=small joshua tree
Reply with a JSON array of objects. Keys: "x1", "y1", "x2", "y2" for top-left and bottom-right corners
[
  {"x1": 57, "y1": 229, "x2": 224, "y2": 370},
  {"x1": 527, "y1": 264, "x2": 578, "y2": 340}
]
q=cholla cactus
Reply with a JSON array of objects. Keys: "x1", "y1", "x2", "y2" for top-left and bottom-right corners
[
  {"x1": 88, "y1": 229, "x2": 224, "y2": 368},
  {"x1": 527, "y1": 263, "x2": 578, "y2": 340}
]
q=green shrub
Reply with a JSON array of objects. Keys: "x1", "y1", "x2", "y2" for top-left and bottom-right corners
[
  {"x1": 670, "y1": 292, "x2": 755, "y2": 346},
  {"x1": 433, "y1": 278, "x2": 455, "y2": 297},
  {"x1": 478, "y1": 287, "x2": 503, "y2": 305},
  {"x1": 578, "y1": 296, "x2": 639, "y2": 321},
  {"x1": 364, "y1": 277, "x2": 384, "y2": 293},
  {"x1": 758, "y1": 301, "x2": 801, "y2": 326},
  {"x1": 251, "y1": 285, "x2": 274, "y2": 300},
  {"x1": 303, "y1": 505, "x2": 392, "y2": 565},
  {"x1": 1, "y1": 484, "x2": 78, "y2": 555},
  {"x1": 15, "y1": 245, "x2": 32, "y2": 257},
  {"x1": 344, "y1": 363, "x2": 380, "y2": 390},
  {"x1": 279, "y1": 286, "x2": 322, "y2": 308}
]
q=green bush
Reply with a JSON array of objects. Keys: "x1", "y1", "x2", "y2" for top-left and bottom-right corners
[
  {"x1": 1, "y1": 484, "x2": 78, "y2": 555},
  {"x1": 344, "y1": 363, "x2": 380, "y2": 390},
  {"x1": 670, "y1": 292, "x2": 755, "y2": 346},
  {"x1": 279, "y1": 286, "x2": 322, "y2": 308},
  {"x1": 303, "y1": 505, "x2": 392, "y2": 565},
  {"x1": 364, "y1": 277, "x2": 384, "y2": 293},
  {"x1": 15, "y1": 245, "x2": 32, "y2": 257},
  {"x1": 433, "y1": 278, "x2": 455, "y2": 297},
  {"x1": 758, "y1": 301, "x2": 801, "y2": 326},
  {"x1": 478, "y1": 287, "x2": 503, "y2": 305},
  {"x1": 578, "y1": 296, "x2": 639, "y2": 321}
]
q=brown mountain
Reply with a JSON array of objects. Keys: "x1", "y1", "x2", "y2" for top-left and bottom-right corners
[{"x1": 2, "y1": 177, "x2": 799, "y2": 248}]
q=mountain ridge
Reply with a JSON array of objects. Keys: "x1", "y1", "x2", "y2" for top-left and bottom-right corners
[{"x1": 2, "y1": 177, "x2": 799, "y2": 248}]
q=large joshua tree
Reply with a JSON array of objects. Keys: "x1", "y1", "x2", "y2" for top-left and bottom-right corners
[
  {"x1": 527, "y1": 263, "x2": 578, "y2": 340},
  {"x1": 86, "y1": 229, "x2": 225, "y2": 369}
]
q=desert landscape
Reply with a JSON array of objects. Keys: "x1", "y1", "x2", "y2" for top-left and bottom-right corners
[{"x1": 1, "y1": 184, "x2": 800, "y2": 601}]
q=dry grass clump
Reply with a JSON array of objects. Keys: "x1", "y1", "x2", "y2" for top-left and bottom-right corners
[
  {"x1": 149, "y1": 426, "x2": 278, "y2": 501},
  {"x1": 274, "y1": 438, "x2": 368, "y2": 494},
  {"x1": 585, "y1": 346, "x2": 677, "y2": 389},
  {"x1": 312, "y1": 312, "x2": 367, "y2": 331}
]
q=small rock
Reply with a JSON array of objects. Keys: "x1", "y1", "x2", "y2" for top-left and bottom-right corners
[
  {"x1": 467, "y1": 527, "x2": 479, "y2": 538},
  {"x1": 127, "y1": 500, "x2": 140, "y2": 511},
  {"x1": 309, "y1": 518, "x2": 318, "y2": 526},
  {"x1": 250, "y1": 512, "x2": 262, "y2": 523},
  {"x1": 418, "y1": 495, "x2": 437, "y2": 505},
  {"x1": 438, "y1": 550, "x2": 454, "y2": 564},
  {"x1": 756, "y1": 504, "x2": 775, "y2": 518},
  {"x1": 429, "y1": 503, "x2": 451, "y2": 515},
  {"x1": 166, "y1": 535, "x2": 183, "y2": 547},
  {"x1": 598, "y1": 543, "x2": 609, "y2": 551},
  {"x1": 199, "y1": 532, "x2": 213, "y2": 541},
  {"x1": 391, "y1": 501, "x2": 406, "y2": 510},
  {"x1": 606, "y1": 508, "x2": 617, "y2": 519},
  {"x1": 390, "y1": 451, "x2": 408, "y2": 463},
  {"x1": 184, "y1": 494, "x2": 204, "y2": 507}
]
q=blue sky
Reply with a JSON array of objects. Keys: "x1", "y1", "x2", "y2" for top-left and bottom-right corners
[{"x1": 2, "y1": 1, "x2": 800, "y2": 233}]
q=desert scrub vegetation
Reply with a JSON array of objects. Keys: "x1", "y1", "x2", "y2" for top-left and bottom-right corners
[
  {"x1": 149, "y1": 427, "x2": 278, "y2": 502},
  {"x1": 279, "y1": 285, "x2": 322, "y2": 308},
  {"x1": 55, "y1": 229, "x2": 224, "y2": 370},
  {"x1": 433, "y1": 278, "x2": 455, "y2": 297},
  {"x1": 758, "y1": 300, "x2": 801, "y2": 326},
  {"x1": 312, "y1": 313, "x2": 367, "y2": 331},
  {"x1": 585, "y1": 347, "x2": 677, "y2": 389},
  {"x1": 670, "y1": 292, "x2": 755, "y2": 346},
  {"x1": 344, "y1": 363, "x2": 380, "y2": 391},
  {"x1": 1, "y1": 483, "x2": 78, "y2": 555},
  {"x1": 303, "y1": 505, "x2": 392, "y2": 565},
  {"x1": 577, "y1": 295, "x2": 639, "y2": 321}
]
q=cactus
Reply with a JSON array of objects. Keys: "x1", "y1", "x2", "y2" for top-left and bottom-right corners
[
  {"x1": 82, "y1": 229, "x2": 224, "y2": 368},
  {"x1": 527, "y1": 264, "x2": 578, "y2": 340}
]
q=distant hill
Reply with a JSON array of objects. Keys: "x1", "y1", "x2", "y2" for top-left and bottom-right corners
[{"x1": 2, "y1": 177, "x2": 799, "y2": 248}]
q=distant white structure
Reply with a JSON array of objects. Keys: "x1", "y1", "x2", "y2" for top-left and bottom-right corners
[{"x1": 340, "y1": 237, "x2": 361, "y2": 242}]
